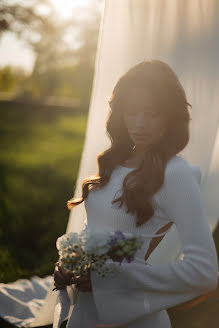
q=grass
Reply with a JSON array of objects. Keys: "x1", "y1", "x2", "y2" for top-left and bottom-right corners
[{"x1": 0, "y1": 102, "x2": 88, "y2": 284}]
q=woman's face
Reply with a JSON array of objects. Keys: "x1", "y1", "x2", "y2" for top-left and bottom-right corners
[{"x1": 122, "y1": 87, "x2": 166, "y2": 150}]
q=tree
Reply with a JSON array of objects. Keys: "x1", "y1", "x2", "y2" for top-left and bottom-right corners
[
  {"x1": 22, "y1": 1, "x2": 102, "y2": 102},
  {"x1": 0, "y1": 0, "x2": 103, "y2": 104},
  {"x1": 0, "y1": 66, "x2": 27, "y2": 92},
  {"x1": 0, "y1": 0, "x2": 54, "y2": 47}
]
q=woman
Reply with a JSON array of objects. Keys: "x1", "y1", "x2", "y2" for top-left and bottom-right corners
[{"x1": 53, "y1": 60, "x2": 218, "y2": 327}]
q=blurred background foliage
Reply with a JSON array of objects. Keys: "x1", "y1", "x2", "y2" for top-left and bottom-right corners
[
  {"x1": 0, "y1": 0, "x2": 102, "y2": 285},
  {"x1": 0, "y1": 0, "x2": 102, "y2": 106}
]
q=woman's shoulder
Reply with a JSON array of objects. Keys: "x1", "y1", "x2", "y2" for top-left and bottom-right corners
[
  {"x1": 165, "y1": 155, "x2": 202, "y2": 185},
  {"x1": 153, "y1": 155, "x2": 202, "y2": 209},
  {"x1": 166, "y1": 154, "x2": 189, "y2": 170}
]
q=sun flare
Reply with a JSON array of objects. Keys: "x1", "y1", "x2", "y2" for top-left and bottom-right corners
[{"x1": 51, "y1": 0, "x2": 90, "y2": 18}]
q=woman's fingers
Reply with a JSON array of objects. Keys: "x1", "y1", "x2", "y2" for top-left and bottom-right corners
[
  {"x1": 78, "y1": 274, "x2": 90, "y2": 282},
  {"x1": 57, "y1": 264, "x2": 74, "y2": 279},
  {"x1": 54, "y1": 271, "x2": 66, "y2": 285},
  {"x1": 54, "y1": 263, "x2": 74, "y2": 286},
  {"x1": 54, "y1": 281, "x2": 66, "y2": 290},
  {"x1": 55, "y1": 263, "x2": 73, "y2": 281},
  {"x1": 68, "y1": 275, "x2": 86, "y2": 285},
  {"x1": 54, "y1": 262, "x2": 91, "y2": 286}
]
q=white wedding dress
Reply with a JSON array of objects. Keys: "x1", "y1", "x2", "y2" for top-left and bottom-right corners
[{"x1": 53, "y1": 155, "x2": 218, "y2": 328}]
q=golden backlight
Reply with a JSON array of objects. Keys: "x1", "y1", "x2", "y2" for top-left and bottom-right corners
[{"x1": 51, "y1": 0, "x2": 90, "y2": 18}]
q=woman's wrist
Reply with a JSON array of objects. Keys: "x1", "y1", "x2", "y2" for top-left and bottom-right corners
[{"x1": 75, "y1": 280, "x2": 92, "y2": 292}]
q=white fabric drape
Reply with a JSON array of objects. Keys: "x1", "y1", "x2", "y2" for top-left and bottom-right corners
[{"x1": 0, "y1": 0, "x2": 219, "y2": 326}]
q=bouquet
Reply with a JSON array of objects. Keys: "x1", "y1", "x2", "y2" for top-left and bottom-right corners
[
  {"x1": 54, "y1": 225, "x2": 144, "y2": 282},
  {"x1": 52, "y1": 226, "x2": 144, "y2": 326}
]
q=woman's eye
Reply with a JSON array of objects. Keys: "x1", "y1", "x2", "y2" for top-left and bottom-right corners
[
  {"x1": 150, "y1": 111, "x2": 158, "y2": 117},
  {"x1": 125, "y1": 112, "x2": 134, "y2": 117}
]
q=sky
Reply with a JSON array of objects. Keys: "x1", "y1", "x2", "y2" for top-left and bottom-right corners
[{"x1": 0, "y1": 0, "x2": 103, "y2": 73}]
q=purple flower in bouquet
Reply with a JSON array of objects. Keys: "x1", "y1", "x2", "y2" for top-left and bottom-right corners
[
  {"x1": 107, "y1": 230, "x2": 144, "y2": 265},
  {"x1": 109, "y1": 230, "x2": 126, "y2": 246}
]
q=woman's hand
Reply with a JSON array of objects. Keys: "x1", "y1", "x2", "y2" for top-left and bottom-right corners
[
  {"x1": 53, "y1": 262, "x2": 75, "y2": 290},
  {"x1": 75, "y1": 279, "x2": 92, "y2": 292},
  {"x1": 75, "y1": 268, "x2": 92, "y2": 292},
  {"x1": 75, "y1": 267, "x2": 92, "y2": 292},
  {"x1": 53, "y1": 262, "x2": 92, "y2": 292}
]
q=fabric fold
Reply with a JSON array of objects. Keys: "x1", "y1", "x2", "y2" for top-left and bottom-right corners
[{"x1": 52, "y1": 285, "x2": 78, "y2": 328}]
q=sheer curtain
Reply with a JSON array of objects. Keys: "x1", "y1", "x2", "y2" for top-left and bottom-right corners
[{"x1": 0, "y1": 0, "x2": 219, "y2": 326}]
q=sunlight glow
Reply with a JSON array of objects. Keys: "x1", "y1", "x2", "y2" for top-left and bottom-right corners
[{"x1": 51, "y1": 0, "x2": 90, "y2": 18}]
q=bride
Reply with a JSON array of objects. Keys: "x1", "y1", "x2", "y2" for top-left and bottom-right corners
[{"x1": 53, "y1": 60, "x2": 218, "y2": 327}]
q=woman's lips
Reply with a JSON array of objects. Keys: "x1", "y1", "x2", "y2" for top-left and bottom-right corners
[{"x1": 133, "y1": 134, "x2": 146, "y2": 138}]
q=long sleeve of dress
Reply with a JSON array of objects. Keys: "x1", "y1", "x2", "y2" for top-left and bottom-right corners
[{"x1": 90, "y1": 159, "x2": 219, "y2": 326}]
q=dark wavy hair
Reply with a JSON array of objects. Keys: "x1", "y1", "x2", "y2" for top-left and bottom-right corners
[{"x1": 67, "y1": 59, "x2": 192, "y2": 227}]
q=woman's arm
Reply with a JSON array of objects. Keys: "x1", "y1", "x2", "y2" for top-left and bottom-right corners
[{"x1": 90, "y1": 159, "x2": 218, "y2": 325}]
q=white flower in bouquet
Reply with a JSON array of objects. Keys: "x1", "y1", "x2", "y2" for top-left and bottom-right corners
[
  {"x1": 81, "y1": 228, "x2": 111, "y2": 256},
  {"x1": 56, "y1": 231, "x2": 85, "y2": 275},
  {"x1": 56, "y1": 232, "x2": 81, "y2": 251}
]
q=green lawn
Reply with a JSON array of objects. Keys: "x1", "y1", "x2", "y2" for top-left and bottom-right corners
[{"x1": 0, "y1": 102, "x2": 88, "y2": 284}]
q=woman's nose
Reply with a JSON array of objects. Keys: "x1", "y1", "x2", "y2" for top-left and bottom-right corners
[{"x1": 135, "y1": 111, "x2": 145, "y2": 128}]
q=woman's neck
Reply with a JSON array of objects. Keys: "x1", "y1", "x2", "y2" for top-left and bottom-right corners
[{"x1": 121, "y1": 152, "x2": 145, "y2": 168}]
